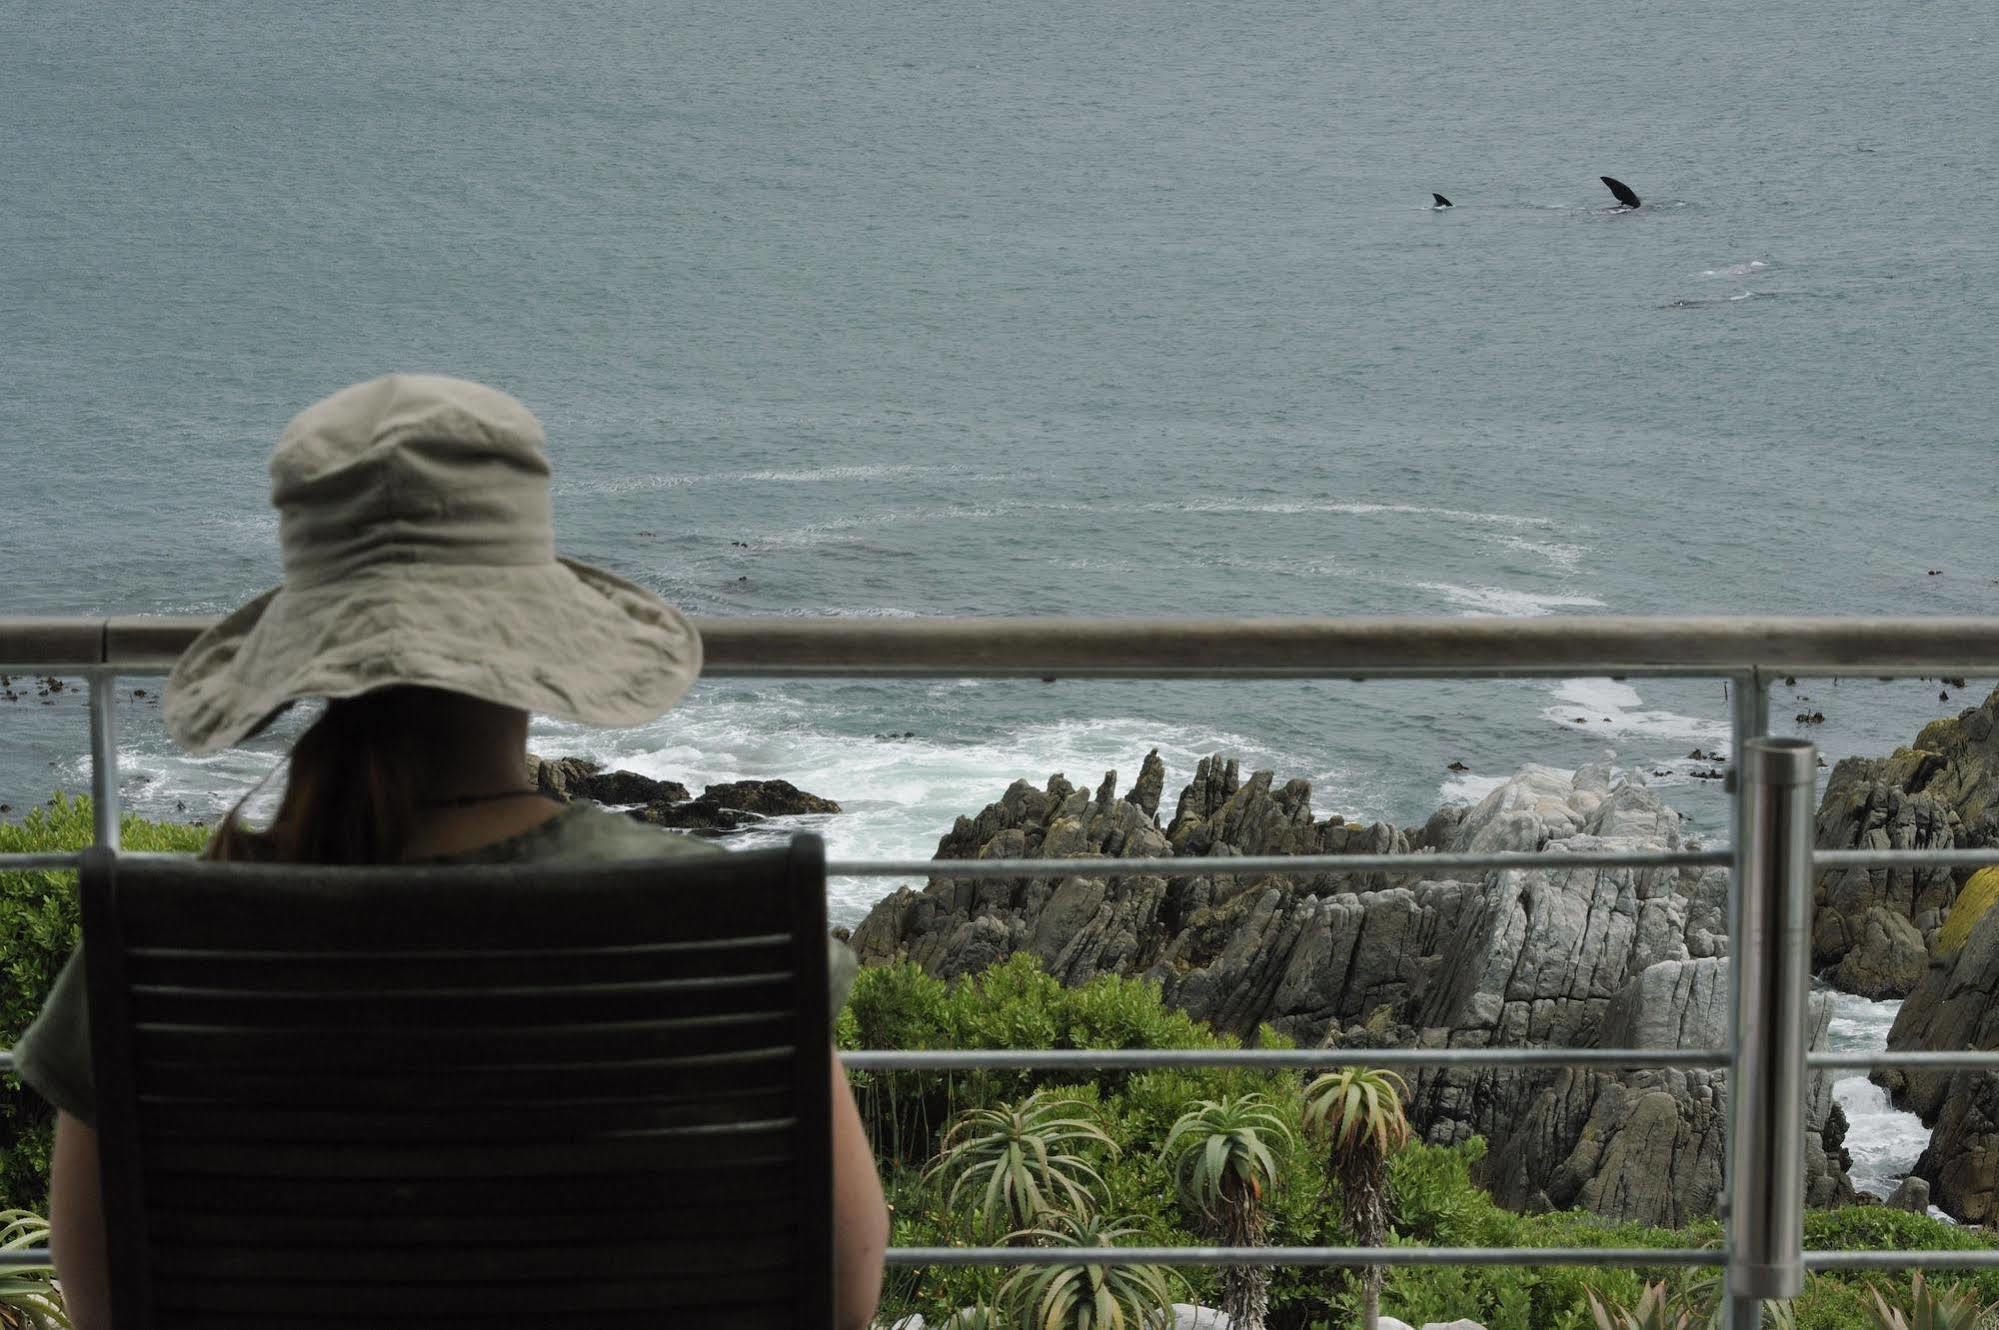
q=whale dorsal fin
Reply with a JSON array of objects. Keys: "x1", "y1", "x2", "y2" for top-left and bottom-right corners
[
  {"x1": 1432, "y1": 192, "x2": 1453, "y2": 208},
  {"x1": 1600, "y1": 176, "x2": 1641, "y2": 208}
]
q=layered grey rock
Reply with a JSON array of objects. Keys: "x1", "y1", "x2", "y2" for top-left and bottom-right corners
[
  {"x1": 1880, "y1": 890, "x2": 1999, "y2": 1222},
  {"x1": 1832, "y1": 906, "x2": 1927, "y2": 999},
  {"x1": 1811, "y1": 685, "x2": 1999, "y2": 986},
  {"x1": 853, "y1": 756, "x2": 1851, "y2": 1223},
  {"x1": 1481, "y1": 958, "x2": 1850, "y2": 1225}
]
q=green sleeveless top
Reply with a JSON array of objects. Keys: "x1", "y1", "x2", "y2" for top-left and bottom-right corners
[{"x1": 11, "y1": 802, "x2": 859, "y2": 1127}]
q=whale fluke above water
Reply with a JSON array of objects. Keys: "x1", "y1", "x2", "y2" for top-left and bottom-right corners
[
  {"x1": 1432, "y1": 192, "x2": 1453, "y2": 208},
  {"x1": 1600, "y1": 176, "x2": 1642, "y2": 208}
]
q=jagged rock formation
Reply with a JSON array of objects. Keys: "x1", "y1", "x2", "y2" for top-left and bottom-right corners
[
  {"x1": 853, "y1": 753, "x2": 1850, "y2": 1223},
  {"x1": 1812, "y1": 685, "x2": 1999, "y2": 990},
  {"x1": 1879, "y1": 885, "x2": 1999, "y2": 1222}
]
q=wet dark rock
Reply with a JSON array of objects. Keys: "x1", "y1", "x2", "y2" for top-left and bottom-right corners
[
  {"x1": 699, "y1": 780, "x2": 840, "y2": 816},
  {"x1": 577, "y1": 769, "x2": 691, "y2": 805},
  {"x1": 628, "y1": 801, "x2": 766, "y2": 836},
  {"x1": 1447, "y1": 761, "x2": 1470, "y2": 772},
  {"x1": 528, "y1": 753, "x2": 837, "y2": 836},
  {"x1": 524, "y1": 753, "x2": 691, "y2": 807}
]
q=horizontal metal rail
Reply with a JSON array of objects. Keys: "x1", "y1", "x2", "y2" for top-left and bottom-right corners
[
  {"x1": 1814, "y1": 849, "x2": 1999, "y2": 869},
  {"x1": 7, "y1": 848, "x2": 1993, "y2": 875},
  {"x1": 13, "y1": 614, "x2": 1999, "y2": 1320},
  {"x1": 1810, "y1": 1051, "x2": 1999, "y2": 1071},
  {"x1": 843, "y1": 1048, "x2": 1727, "y2": 1071},
  {"x1": 7, "y1": 613, "x2": 1999, "y2": 676},
  {"x1": 8, "y1": 1244, "x2": 1997, "y2": 1273},
  {"x1": 0, "y1": 852, "x2": 87, "y2": 870},
  {"x1": 886, "y1": 1245, "x2": 1723, "y2": 1268},
  {"x1": 832, "y1": 849, "x2": 1728, "y2": 876},
  {"x1": 1806, "y1": 1251, "x2": 1999, "y2": 1270}
]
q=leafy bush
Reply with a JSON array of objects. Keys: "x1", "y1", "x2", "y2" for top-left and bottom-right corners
[
  {"x1": 1, "y1": 797, "x2": 208, "y2": 1212},
  {"x1": 843, "y1": 952, "x2": 1999, "y2": 1330}
]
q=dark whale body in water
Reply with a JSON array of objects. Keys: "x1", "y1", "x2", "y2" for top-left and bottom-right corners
[
  {"x1": 1600, "y1": 176, "x2": 1642, "y2": 208},
  {"x1": 1432, "y1": 192, "x2": 1453, "y2": 208}
]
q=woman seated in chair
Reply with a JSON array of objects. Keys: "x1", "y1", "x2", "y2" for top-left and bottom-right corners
[{"x1": 12, "y1": 375, "x2": 889, "y2": 1330}]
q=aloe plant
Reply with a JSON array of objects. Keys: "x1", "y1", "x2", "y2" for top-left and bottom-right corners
[
  {"x1": 1665, "y1": 1267, "x2": 1796, "y2": 1328},
  {"x1": 927, "y1": 1092, "x2": 1118, "y2": 1237},
  {"x1": 996, "y1": 1214, "x2": 1181, "y2": 1330},
  {"x1": 1589, "y1": 1282, "x2": 1693, "y2": 1330},
  {"x1": 1303, "y1": 1068, "x2": 1411, "y2": 1330},
  {"x1": 1164, "y1": 1094, "x2": 1293, "y2": 1330},
  {"x1": 1868, "y1": 1271, "x2": 1997, "y2": 1330},
  {"x1": 0, "y1": 1210, "x2": 68, "y2": 1330}
]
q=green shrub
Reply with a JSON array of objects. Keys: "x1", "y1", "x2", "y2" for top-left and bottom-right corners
[{"x1": 1, "y1": 797, "x2": 208, "y2": 1211}]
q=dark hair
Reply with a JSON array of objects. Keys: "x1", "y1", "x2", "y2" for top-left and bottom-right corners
[{"x1": 203, "y1": 687, "x2": 433, "y2": 864}]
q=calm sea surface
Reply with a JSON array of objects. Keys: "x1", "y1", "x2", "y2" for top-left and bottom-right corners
[{"x1": 4, "y1": 1, "x2": 1997, "y2": 923}]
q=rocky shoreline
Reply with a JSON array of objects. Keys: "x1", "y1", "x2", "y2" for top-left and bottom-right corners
[
  {"x1": 836, "y1": 686, "x2": 1999, "y2": 1225},
  {"x1": 848, "y1": 752, "x2": 1848, "y2": 1225},
  {"x1": 529, "y1": 686, "x2": 1999, "y2": 1226}
]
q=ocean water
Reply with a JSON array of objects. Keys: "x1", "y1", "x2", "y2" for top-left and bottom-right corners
[
  {"x1": 1826, "y1": 989, "x2": 1946, "y2": 1215},
  {"x1": 4, "y1": 0, "x2": 1998, "y2": 931}
]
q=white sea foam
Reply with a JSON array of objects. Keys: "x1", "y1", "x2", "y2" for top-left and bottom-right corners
[
  {"x1": 1141, "y1": 500, "x2": 1558, "y2": 528},
  {"x1": 1700, "y1": 259, "x2": 1770, "y2": 278},
  {"x1": 1823, "y1": 988, "x2": 1942, "y2": 1211},
  {"x1": 1438, "y1": 770, "x2": 1516, "y2": 806},
  {"x1": 556, "y1": 463, "x2": 940, "y2": 497},
  {"x1": 1495, "y1": 535, "x2": 1587, "y2": 571},
  {"x1": 1416, "y1": 583, "x2": 1608, "y2": 617},
  {"x1": 748, "y1": 504, "x2": 1011, "y2": 549},
  {"x1": 1540, "y1": 678, "x2": 1731, "y2": 743},
  {"x1": 520, "y1": 704, "x2": 1370, "y2": 925}
]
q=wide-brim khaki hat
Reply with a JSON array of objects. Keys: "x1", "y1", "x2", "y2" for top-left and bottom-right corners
[{"x1": 164, "y1": 374, "x2": 701, "y2": 755}]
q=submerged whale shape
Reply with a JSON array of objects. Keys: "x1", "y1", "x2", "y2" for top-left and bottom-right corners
[
  {"x1": 1432, "y1": 192, "x2": 1453, "y2": 208},
  {"x1": 1600, "y1": 176, "x2": 1642, "y2": 208}
]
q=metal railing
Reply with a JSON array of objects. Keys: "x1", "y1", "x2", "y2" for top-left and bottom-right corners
[{"x1": 8, "y1": 616, "x2": 1999, "y2": 1324}]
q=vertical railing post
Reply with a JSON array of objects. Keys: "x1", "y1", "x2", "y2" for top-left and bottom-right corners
[
  {"x1": 1727, "y1": 735, "x2": 1816, "y2": 1319},
  {"x1": 1723, "y1": 672, "x2": 1768, "y2": 1330},
  {"x1": 88, "y1": 669, "x2": 120, "y2": 851}
]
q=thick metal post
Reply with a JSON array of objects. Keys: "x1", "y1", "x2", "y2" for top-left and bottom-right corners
[
  {"x1": 1728, "y1": 736, "x2": 1816, "y2": 1310},
  {"x1": 1723, "y1": 674, "x2": 1768, "y2": 1330},
  {"x1": 88, "y1": 670, "x2": 120, "y2": 851}
]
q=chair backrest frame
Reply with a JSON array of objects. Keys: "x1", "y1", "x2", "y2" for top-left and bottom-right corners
[{"x1": 81, "y1": 835, "x2": 831, "y2": 1330}]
